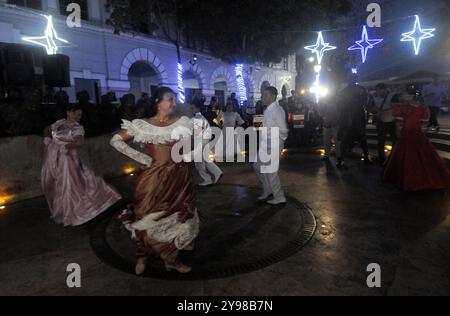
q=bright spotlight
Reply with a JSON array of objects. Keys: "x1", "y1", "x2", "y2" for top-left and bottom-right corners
[{"x1": 320, "y1": 87, "x2": 329, "y2": 97}]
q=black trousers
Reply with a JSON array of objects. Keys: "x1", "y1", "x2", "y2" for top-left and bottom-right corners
[
  {"x1": 339, "y1": 126, "x2": 369, "y2": 161},
  {"x1": 428, "y1": 107, "x2": 440, "y2": 128},
  {"x1": 377, "y1": 122, "x2": 397, "y2": 162}
]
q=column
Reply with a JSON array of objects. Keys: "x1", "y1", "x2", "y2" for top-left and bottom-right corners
[
  {"x1": 87, "y1": 0, "x2": 102, "y2": 23},
  {"x1": 46, "y1": 0, "x2": 59, "y2": 14}
]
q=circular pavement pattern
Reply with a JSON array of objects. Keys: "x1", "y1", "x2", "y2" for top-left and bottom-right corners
[{"x1": 90, "y1": 184, "x2": 316, "y2": 280}]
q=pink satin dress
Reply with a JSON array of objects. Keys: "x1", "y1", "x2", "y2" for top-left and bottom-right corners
[{"x1": 41, "y1": 120, "x2": 121, "y2": 227}]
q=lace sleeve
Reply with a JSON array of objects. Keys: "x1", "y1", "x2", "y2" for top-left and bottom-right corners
[
  {"x1": 172, "y1": 117, "x2": 193, "y2": 141},
  {"x1": 120, "y1": 120, "x2": 146, "y2": 143},
  {"x1": 110, "y1": 134, "x2": 153, "y2": 167}
]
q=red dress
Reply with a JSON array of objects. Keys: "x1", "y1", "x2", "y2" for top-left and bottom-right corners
[{"x1": 384, "y1": 104, "x2": 450, "y2": 191}]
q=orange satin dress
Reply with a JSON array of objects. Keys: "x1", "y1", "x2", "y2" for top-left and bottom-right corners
[{"x1": 119, "y1": 117, "x2": 199, "y2": 265}]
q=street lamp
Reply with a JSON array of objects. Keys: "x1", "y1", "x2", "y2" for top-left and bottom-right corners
[{"x1": 189, "y1": 54, "x2": 198, "y2": 66}]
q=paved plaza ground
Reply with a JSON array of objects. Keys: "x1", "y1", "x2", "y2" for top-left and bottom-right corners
[{"x1": 1, "y1": 147, "x2": 449, "y2": 296}]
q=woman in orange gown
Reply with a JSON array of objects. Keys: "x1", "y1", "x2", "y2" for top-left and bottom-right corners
[{"x1": 110, "y1": 87, "x2": 198, "y2": 275}]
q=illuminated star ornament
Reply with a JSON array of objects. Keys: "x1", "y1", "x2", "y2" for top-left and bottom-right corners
[
  {"x1": 22, "y1": 15, "x2": 69, "y2": 55},
  {"x1": 304, "y1": 32, "x2": 337, "y2": 65},
  {"x1": 401, "y1": 15, "x2": 435, "y2": 55},
  {"x1": 348, "y1": 26, "x2": 383, "y2": 63}
]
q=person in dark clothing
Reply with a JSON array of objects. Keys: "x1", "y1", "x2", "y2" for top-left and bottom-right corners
[
  {"x1": 76, "y1": 90, "x2": 99, "y2": 136},
  {"x1": 1, "y1": 88, "x2": 23, "y2": 136},
  {"x1": 230, "y1": 92, "x2": 240, "y2": 112},
  {"x1": 202, "y1": 96, "x2": 219, "y2": 127},
  {"x1": 192, "y1": 90, "x2": 206, "y2": 110},
  {"x1": 53, "y1": 91, "x2": 69, "y2": 121},
  {"x1": 422, "y1": 77, "x2": 447, "y2": 132},
  {"x1": 337, "y1": 83, "x2": 372, "y2": 168},
  {"x1": 100, "y1": 91, "x2": 120, "y2": 132},
  {"x1": 318, "y1": 92, "x2": 341, "y2": 162},
  {"x1": 288, "y1": 90, "x2": 297, "y2": 112},
  {"x1": 1, "y1": 88, "x2": 45, "y2": 136},
  {"x1": 135, "y1": 92, "x2": 151, "y2": 119},
  {"x1": 26, "y1": 89, "x2": 46, "y2": 134},
  {"x1": 255, "y1": 100, "x2": 264, "y2": 115},
  {"x1": 41, "y1": 89, "x2": 65, "y2": 126},
  {"x1": 368, "y1": 83, "x2": 400, "y2": 165},
  {"x1": 118, "y1": 93, "x2": 136, "y2": 121}
]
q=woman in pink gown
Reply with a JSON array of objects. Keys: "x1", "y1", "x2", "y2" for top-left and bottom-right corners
[{"x1": 41, "y1": 105, "x2": 122, "y2": 227}]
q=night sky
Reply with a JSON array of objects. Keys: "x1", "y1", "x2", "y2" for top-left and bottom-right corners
[{"x1": 347, "y1": 0, "x2": 449, "y2": 81}]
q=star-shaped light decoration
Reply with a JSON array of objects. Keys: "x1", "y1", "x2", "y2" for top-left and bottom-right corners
[
  {"x1": 22, "y1": 15, "x2": 69, "y2": 55},
  {"x1": 401, "y1": 15, "x2": 435, "y2": 55},
  {"x1": 348, "y1": 26, "x2": 383, "y2": 63},
  {"x1": 304, "y1": 32, "x2": 337, "y2": 65}
]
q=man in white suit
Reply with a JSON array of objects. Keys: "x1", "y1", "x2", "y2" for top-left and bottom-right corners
[
  {"x1": 192, "y1": 103, "x2": 223, "y2": 186},
  {"x1": 253, "y1": 87, "x2": 289, "y2": 205}
]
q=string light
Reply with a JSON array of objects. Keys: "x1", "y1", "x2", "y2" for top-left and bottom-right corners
[
  {"x1": 348, "y1": 25, "x2": 383, "y2": 63},
  {"x1": 401, "y1": 15, "x2": 435, "y2": 55},
  {"x1": 235, "y1": 64, "x2": 248, "y2": 106},
  {"x1": 22, "y1": 15, "x2": 69, "y2": 55},
  {"x1": 177, "y1": 63, "x2": 185, "y2": 103},
  {"x1": 304, "y1": 32, "x2": 337, "y2": 65}
]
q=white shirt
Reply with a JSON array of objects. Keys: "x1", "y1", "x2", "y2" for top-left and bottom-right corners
[
  {"x1": 373, "y1": 92, "x2": 397, "y2": 123},
  {"x1": 192, "y1": 112, "x2": 212, "y2": 139},
  {"x1": 217, "y1": 112, "x2": 245, "y2": 128},
  {"x1": 263, "y1": 101, "x2": 289, "y2": 142}
]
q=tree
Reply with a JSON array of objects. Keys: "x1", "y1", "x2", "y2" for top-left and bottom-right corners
[
  {"x1": 106, "y1": 0, "x2": 185, "y2": 62},
  {"x1": 106, "y1": 0, "x2": 352, "y2": 64}
]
